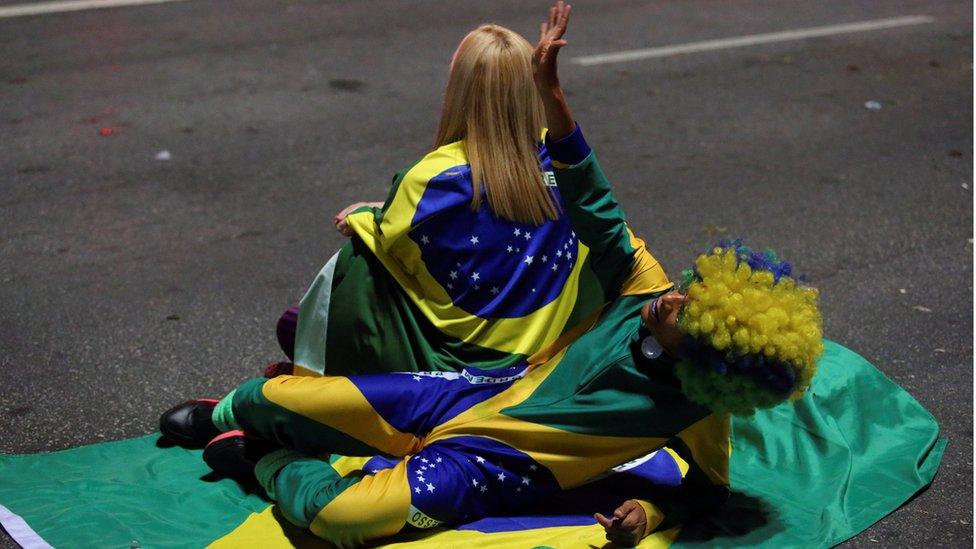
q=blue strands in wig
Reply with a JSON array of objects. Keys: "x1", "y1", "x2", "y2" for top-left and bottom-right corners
[
  {"x1": 678, "y1": 336, "x2": 797, "y2": 397},
  {"x1": 717, "y1": 238, "x2": 793, "y2": 283}
]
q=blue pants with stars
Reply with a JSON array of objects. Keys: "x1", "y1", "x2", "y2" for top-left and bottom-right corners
[{"x1": 220, "y1": 365, "x2": 558, "y2": 547}]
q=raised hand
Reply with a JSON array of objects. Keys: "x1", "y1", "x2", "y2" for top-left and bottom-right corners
[{"x1": 533, "y1": 0, "x2": 572, "y2": 90}]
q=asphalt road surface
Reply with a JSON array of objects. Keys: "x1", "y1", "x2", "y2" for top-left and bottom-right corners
[{"x1": 1, "y1": 0, "x2": 972, "y2": 547}]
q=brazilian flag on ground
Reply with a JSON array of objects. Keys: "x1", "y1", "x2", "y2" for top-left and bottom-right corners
[{"x1": 0, "y1": 342, "x2": 944, "y2": 548}]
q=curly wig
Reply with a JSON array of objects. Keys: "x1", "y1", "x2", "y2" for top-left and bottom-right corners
[{"x1": 673, "y1": 240, "x2": 823, "y2": 416}]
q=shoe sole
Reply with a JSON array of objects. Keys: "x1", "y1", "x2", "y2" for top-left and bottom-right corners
[{"x1": 203, "y1": 430, "x2": 255, "y2": 481}]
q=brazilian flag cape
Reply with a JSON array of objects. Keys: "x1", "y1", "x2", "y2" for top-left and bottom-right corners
[
  {"x1": 292, "y1": 139, "x2": 671, "y2": 377},
  {"x1": 0, "y1": 342, "x2": 945, "y2": 548}
]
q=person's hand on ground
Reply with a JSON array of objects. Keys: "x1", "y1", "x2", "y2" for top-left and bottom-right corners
[
  {"x1": 334, "y1": 201, "x2": 383, "y2": 236},
  {"x1": 594, "y1": 499, "x2": 648, "y2": 547}
]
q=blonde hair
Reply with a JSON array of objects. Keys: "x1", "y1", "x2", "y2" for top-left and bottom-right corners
[{"x1": 435, "y1": 25, "x2": 559, "y2": 225}]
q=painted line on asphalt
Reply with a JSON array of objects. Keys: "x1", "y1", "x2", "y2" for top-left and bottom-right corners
[
  {"x1": 571, "y1": 15, "x2": 935, "y2": 66},
  {"x1": 0, "y1": 0, "x2": 189, "y2": 19}
]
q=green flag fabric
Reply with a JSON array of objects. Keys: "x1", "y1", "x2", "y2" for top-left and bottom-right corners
[{"x1": 0, "y1": 342, "x2": 944, "y2": 548}]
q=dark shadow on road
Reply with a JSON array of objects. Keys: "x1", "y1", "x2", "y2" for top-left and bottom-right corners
[{"x1": 677, "y1": 491, "x2": 774, "y2": 544}]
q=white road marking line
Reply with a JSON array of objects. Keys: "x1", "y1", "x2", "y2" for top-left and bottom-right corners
[
  {"x1": 0, "y1": 0, "x2": 189, "y2": 19},
  {"x1": 571, "y1": 15, "x2": 935, "y2": 66}
]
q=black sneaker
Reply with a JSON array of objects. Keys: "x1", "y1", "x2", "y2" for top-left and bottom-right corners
[
  {"x1": 159, "y1": 399, "x2": 220, "y2": 449},
  {"x1": 202, "y1": 430, "x2": 279, "y2": 484}
]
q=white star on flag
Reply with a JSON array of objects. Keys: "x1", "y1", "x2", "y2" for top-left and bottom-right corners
[
  {"x1": 417, "y1": 475, "x2": 426, "y2": 483},
  {"x1": 436, "y1": 457, "x2": 442, "y2": 463},
  {"x1": 497, "y1": 472, "x2": 506, "y2": 482},
  {"x1": 571, "y1": 231, "x2": 576, "y2": 238},
  {"x1": 516, "y1": 247, "x2": 521, "y2": 253},
  {"x1": 551, "y1": 264, "x2": 558, "y2": 271},
  {"x1": 529, "y1": 465, "x2": 538, "y2": 471},
  {"x1": 480, "y1": 485, "x2": 488, "y2": 493},
  {"x1": 449, "y1": 271, "x2": 458, "y2": 280},
  {"x1": 566, "y1": 252, "x2": 572, "y2": 260},
  {"x1": 506, "y1": 245, "x2": 513, "y2": 253},
  {"x1": 524, "y1": 255, "x2": 533, "y2": 265},
  {"x1": 447, "y1": 283, "x2": 453, "y2": 289},
  {"x1": 475, "y1": 456, "x2": 485, "y2": 463},
  {"x1": 474, "y1": 285, "x2": 480, "y2": 290},
  {"x1": 420, "y1": 235, "x2": 429, "y2": 245},
  {"x1": 427, "y1": 483, "x2": 436, "y2": 493},
  {"x1": 514, "y1": 228, "x2": 521, "y2": 237},
  {"x1": 414, "y1": 486, "x2": 421, "y2": 493},
  {"x1": 541, "y1": 255, "x2": 548, "y2": 262},
  {"x1": 490, "y1": 287, "x2": 499, "y2": 295},
  {"x1": 522, "y1": 477, "x2": 531, "y2": 485},
  {"x1": 517, "y1": 487, "x2": 522, "y2": 492},
  {"x1": 471, "y1": 272, "x2": 480, "y2": 281},
  {"x1": 472, "y1": 479, "x2": 479, "y2": 487},
  {"x1": 421, "y1": 458, "x2": 428, "y2": 463},
  {"x1": 412, "y1": 375, "x2": 421, "y2": 381},
  {"x1": 524, "y1": 231, "x2": 532, "y2": 240},
  {"x1": 469, "y1": 235, "x2": 479, "y2": 245},
  {"x1": 556, "y1": 250, "x2": 562, "y2": 258}
]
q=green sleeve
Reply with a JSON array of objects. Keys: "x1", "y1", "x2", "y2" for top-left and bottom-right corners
[{"x1": 553, "y1": 152, "x2": 638, "y2": 297}]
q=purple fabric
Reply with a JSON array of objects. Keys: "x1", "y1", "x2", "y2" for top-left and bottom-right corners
[
  {"x1": 276, "y1": 306, "x2": 299, "y2": 361},
  {"x1": 544, "y1": 123, "x2": 591, "y2": 166}
]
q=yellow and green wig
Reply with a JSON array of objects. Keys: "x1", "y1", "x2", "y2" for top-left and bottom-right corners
[{"x1": 674, "y1": 240, "x2": 824, "y2": 416}]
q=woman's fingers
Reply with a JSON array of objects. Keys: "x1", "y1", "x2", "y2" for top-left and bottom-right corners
[
  {"x1": 546, "y1": 3, "x2": 567, "y2": 38},
  {"x1": 334, "y1": 201, "x2": 372, "y2": 236},
  {"x1": 536, "y1": 1, "x2": 571, "y2": 71},
  {"x1": 554, "y1": 3, "x2": 571, "y2": 38},
  {"x1": 542, "y1": 2, "x2": 571, "y2": 41},
  {"x1": 335, "y1": 201, "x2": 365, "y2": 221}
]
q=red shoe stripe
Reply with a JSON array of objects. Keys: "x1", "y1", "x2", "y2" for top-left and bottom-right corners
[{"x1": 207, "y1": 430, "x2": 245, "y2": 447}]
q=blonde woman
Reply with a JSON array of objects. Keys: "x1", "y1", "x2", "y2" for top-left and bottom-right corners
[{"x1": 274, "y1": 21, "x2": 671, "y2": 377}]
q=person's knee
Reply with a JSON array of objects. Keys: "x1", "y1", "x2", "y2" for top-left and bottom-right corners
[
  {"x1": 306, "y1": 472, "x2": 411, "y2": 546},
  {"x1": 309, "y1": 502, "x2": 407, "y2": 547},
  {"x1": 271, "y1": 458, "x2": 358, "y2": 530}
]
